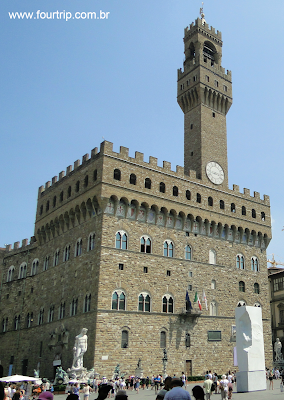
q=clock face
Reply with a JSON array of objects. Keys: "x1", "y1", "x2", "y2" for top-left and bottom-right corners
[{"x1": 206, "y1": 162, "x2": 224, "y2": 185}]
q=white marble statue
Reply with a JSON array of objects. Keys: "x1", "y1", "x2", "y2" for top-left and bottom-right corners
[
  {"x1": 72, "y1": 328, "x2": 88, "y2": 369},
  {"x1": 274, "y1": 338, "x2": 283, "y2": 361}
]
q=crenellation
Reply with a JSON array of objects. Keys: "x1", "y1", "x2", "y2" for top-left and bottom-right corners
[
  {"x1": 91, "y1": 147, "x2": 98, "y2": 157},
  {"x1": 100, "y1": 140, "x2": 113, "y2": 155},
  {"x1": 6, "y1": 244, "x2": 11, "y2": 252},
  {"x1": 135, "y1": 151, "x2": 144, "y2": 162},
  {"x1": 254, "y1": 191, "x2": 260, "y2": 200},
  {"x1": 233, "y1": 184, "x2": 239, "y2": 192},
  {"x1": 74, "y1": 159, "x2": 80, "y2": 169},
  {"x1": 264, "y1": 195, "x2": 270, "y2": 205},
  {"x1": 52, "y1": 176, "x2": 58, "y2": 185},
  {"x1": 59, "y1": 171, "x2": 65, "y2": 180},
  {"x1": 210, "y1": 26, "x2": 216, "y2": 34},
  {"x1": 82, "y1": 153, "x2": 89, "y2": 163},
  {"x1": 163, "y1": 161, "x2": 171, "y2": 171},
  {"x1": 14, "y1": 241, "x2": 20, "y2": 250},
  {"x1": 189, "y1": 169, "x2": 197, "y2": 179},
  {"x1": 119, "y1": 146, "x2": 129, "y2": 158},
  {"x1": 22, "y1": 238, "x2": 28, "y2": 247},
  {"x1": 45, "y1": 181, "x2": 51, "y2": 190},
  {"x1": 176, "y1": 165, "x2": 184, "y2": 176},
  {"x1": 149, "y1": 156, "x2": 158, "y2": 166},
  {"x1": 66, "y1": 165, "x2": 72, "y2": 175},
  {"x1": 244, "y1": 188, "x2": 250, "y2": 196},
  {"x1": 38, "y1": 185, "x2": 44, "y2": 195}
]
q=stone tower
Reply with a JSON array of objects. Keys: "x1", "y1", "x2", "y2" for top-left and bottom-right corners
[{"x1": 177, "y1": 16, "x2": 232, "y2": 188}]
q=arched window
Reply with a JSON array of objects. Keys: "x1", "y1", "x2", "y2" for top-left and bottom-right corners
[
  {"x1": 129, "y1": 174, "x2": 136, "y2": 185},
  {"x1": 254, "y1": 283, "x2": 260, "y2": 294},
  {"x1": 252, "y1": 209, "x2": 256, "y2": 218},
  {"x1": 251, "y1": 256, "x2": 259, "y2": 272},
  {"x1": 145, "y1": 178, "x2": 151, "y2": 189},
  {"x1": 88, "y1": 233, "x2": 95, "y2": 251},
  {"x1": 236, "y1": 254, "x2": 244, "y2": 269},
  {"x1": 7, "y1": 266, "x2": 15, "y2": 282},
  {"x1": 115, "y1": 231, "x2": 128, "y2": 250},
  {"x1": 162, "y1": 296, "x2": 174, "y2": 313},
  {"x1": 53, "y1": 196, "x2": 56, "y2": 208},
  {"x1": 63, "y1": 245, "x2": 71, "y2": 261},
  {"x1": 208, "y1": 197, "x2": 213, "y2": 206},
  {"x1": 93, "y1": 169, "x2": 98, "y2": 181},
  {"x1": 210, "y1": 301, "x2": 218, "y2": 316},
  {"x1": 138, "y1": 293, "x2": 151, "y2": 312},
  {"x1": 186, "y1": 190, "x2": 191, "y2": 200},
  {"x1": 14, "y1": 315, "x2": 21, "y2": 330},
  {"x1": 185, "y1": 245, "x2": 192, "y2": 260},
  {"x1": 185, "y1": 333, "x2": 191, "y2": 348},
  {"x1": 209, "y1": 249, "x2": 216, "y2": 265},
  {"x1": 70, "y1": 299, "x2": 78, "y2": 316},
  {"x1": 26, "y1": 312, "x2": 33, "y2": 328},
  {"x1": 31, "y1": 259, "x2": 39, "y2": 276},
  {"x1": 43, "y1": 256, "x2": 50, "y2": 271},
  {"x1": 67, "y1": 186, "x2": 71, "y2": 198},
  {"x1": 160, "y1": 331, "x2": 166, "y2": 348},
  {"x1": 261, "y1": 212, "x2": 265, "y2": 221},
  {"x1": 211, "y1": 279, "x2": 216, "y2": 289},
  {"x1": 140, "y1": 236, "x2": 151, "y2": 253},
  {"x1": 39, "y1": 205, "x2": 43, "y2": 215},
  {"x1": 239, "y1": 281, "x2": 245, "y2": 292},
  {"x1": 48, "y1": 306, "x2": 54, "y2": 322},
  {"x1": 59, "y1": 302, "x2": 65, "y2": 319},
  {"x1": 84, "y1": 294, "x2": 91, "y2": 313},
  {"x1": 112, "y1": 291, "x2": 126, "y2": 310},
  {"x1": 54, "y1": 249, "x2": 60, "y2": 266},
  {"x1": 38, "y1": 309, "x2": 44, "y2": 325},
  {"x1": 75, "y1": 239, "x2": 83, "y2": 257},
  {"x1": 2, "y1": 317, "x2": 8, "y2": 333},
  {"x1": 75, "y1": 180, "x2": 80, "y2": 192},
  {"x1": 114, "y1": 169, "x2": 121, "y2": 181},
  {"x1": 163, "y1": 240, "x2": 174, "y2": 257},
  {"x1": 160, "y1": 182, "x2": 165, "y2": 193},
  {"x1": 242, "y1": 206, "x2": 246, "y2": 216},
  {"x1": 121, "y1": 330, "x2": 129, "y2": 348},
  {"x1": 18, "y1": 263, "x2": 27, "y2": 279},
  {"x1": 173, "y1": 186, "x2": 179, "y2": 196},
  {"x1": 220, "y1": 200, "x2": 224, "y2": 210},
  {"x1": 60, "y1": 191, "x2": 64, "y2": 202},
  {"x1": 46, "y1": 201, "x2": 50, "y2": 212},
  {"x1": 231, "y1": 203, "x2": 236, "y2": 213},
  {"x1": 196, "y1": 193, "x2": 201, "y2": 203},
  {"x1": 84, "y1": 175, "x2": 89, "y2": 187}
]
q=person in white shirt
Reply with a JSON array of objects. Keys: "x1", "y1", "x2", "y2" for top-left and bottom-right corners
[{"x1": 219, "y1": 375, "x2": 229, "y2": 400}]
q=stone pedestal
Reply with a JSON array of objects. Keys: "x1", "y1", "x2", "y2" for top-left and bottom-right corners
[
  {"x1": 236, "y1": 370, "x2": 266, "y2": 392},
  {"x1": 134, "y1": 367, "x2": 143, "y2": 378}
]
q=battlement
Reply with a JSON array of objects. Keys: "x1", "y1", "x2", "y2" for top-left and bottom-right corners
[
  {"x1": 178, "y1": 59, "x2": 231, "y2": 81},
  {"x1": 185, "y1": 18, "x2": 222, "y2": 40},
  {"x1": 37, "y1": 140, "x2": 270, "y2": 205},
  {"x1": 4, "y1": 236, "x2": 37, "y2": 253}
]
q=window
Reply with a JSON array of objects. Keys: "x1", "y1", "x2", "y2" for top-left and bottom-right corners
[
  {"x1": 274, "y1": 278, "x2": 284, "y2": 292},
  {"x1": 93, "y1": 169, "x2": 98, "y2": 181},
  {"x1": 242, "y1": 206, "x2": 246, "y2": 216},
  {"x1": 209, "y1": 249, "x2": 216, "y2": 265},
  {"x1": 64, "y1": 245, "x2": 71, "y2": 261},
  {"x1": 193, "y1": 75, "x2": 197, "y2": 82},
  {"x1": 48, "y1": 306, "x2": 54, "y2": 322},
  {"x1": 197, "y1": 193, "x2": 201, "y2": 203},
  {"x1": 144, "y1": 267, "x2": 148, "y2": 273},
  {"x1": 31, "y1": 260, "x2": 39, "y2": 276},
  {"x1": 60, "y1": 191, "x2": 64, "y2": 202},
  {"x1": 208, "y1": 331, "x2": 221, "y2": 341},
  {"x1": 84, "y1": 294, "x2": 91, "y2": 312},
  {"x1": 138, "y1": 293, "x2": 151, "y2": 312},
  {"x1": 186, "y1": 190, "x2": 191, "y2": 200},
  {"x1": 67, "y1": 186, "x2": 71, "y2": 198},
  {"x1": 2, "y1": 317, "x2": 8, "y2": 333},
  {"x1": 43, "y1": 256, "x2": 49, "y2": 271},
  {"x1": 254, "y1": 283, "x2": 260, "y2": 294},
  {"x1": 210, "y1": 301, "x2": 218, "y2": 316},
  {"x1": 185, "y1": 245, "x2": 192, "y2": 260},
  {"x1": 160, "y1": 331, "x2": 166, "y2": 348},
  {"x1": 208, "y1": 196, "x2": 213, "y2": 206},
  {"x1": 214, "y1": 80, "x2": 219, "y2": 87},
  {"x1": 190, "y1": 123, "x2": 193, "y2": 129},
  {"x1": 53, "y1": 196, "x2": 56, "y2": 208},
  {"x1": 75, "y1": 239, "x2": 83, "y2": 257},
  {"x1": 239, "y1": 281, "x2": 245, "y2": 292},
  {"x1": 223, "y1": 85, "x2": 228, "y2": 92},
  {"x1": 39, "y1": 205, "x2": 43, "y2": 215},
  {"x1": 162, "y1": 296, "x2": 173, "y2": 313},
  {"x1": 112, "y1": 291, "x2": 126, "y2": 310},
  {"x1": 54, "y1": 249, "x2": 60, "y2": 266},
  {"x1": 70, "y1": 299, "x2": 78, "y2": 316},
  {"x1": 46, "y1": 201, "x2": 50, "y2": 212},
  {"x1": 140, "y1": 236, "x2": 151, "y2": 253},
  {"x1": 129, "y1": 174, "x2": 136, "y2": 185},
  {"x1": 252, "y1": 209, "x2": 256, "y2": 218},
  {"x1": 7, "y1": 266, "x2": 14, "y2": 282},
  {"x1": 167, "y1": 270, "x2": 171, "y2": 277},
  {"x1": 88, "y1": 233, "x2": 95, "y2": 251},
  {"x1": 14, "y1": 315, "x2": 21, "y2": 330},
  {"x1": 261, "y1": 212, "x2": 265, "y2": 221},
  {"x1": 163, "y1": 240, "x2": 174, "y2": 257},
  {"x1": 236, "y1": 254, "x2": 245, "y2": 270},
  {"x1": 145, "y1": 178, "x2": 151, "y2": 189},
  {"x1": 118, "y1": 263, "x2": 124, "y2": 271},
  {"x1": 121, "y1": 330, "x2": 129, "y2": 348},
  {"x1": 251, "y1": 256, "x2": 259, "y2": 272},
  {"x1": 231, "y1": 203, "x2": 236, "y2": 213},
  {"x1": 26, "y1": 313, "x2": 33, "y2": 328},
  {"x1": 205, "y1": 75, "x2": 209, "y2": 82},
  {"x1": 160, "y1": 182, "x2": 165, "y2": 193},
  {"x1": 220, "y1": 200, "x2": 224, "y2": 210},
  {"x1": 212, "y1": 112, "x2": 215, "y2": 118},
  {"x1": 84, "y1": 175, "x2": 89, "y2": 187},
  {"x1": 114, "y1": 169, "x2": 121, "y2": 181},
  {"x1": 211, "y1": 279, "x2": 216, "y2": 289},
  {"x1": 116, "y1": 231, "x2": 128, "y2": 250},
  {"x1": 18, "y1": 263, "x2": 27, "y2": 279},
  {"x1": 59, "y1": 302, "x2": 65, "y2": 319},
  {"x1": 185, "y1": 333, "x2": 191, "y2": 347},
  {"x1": 38, "y1": 309, "x2": 44, "y2": 325},
  {"x1": 75, "y1": 180, "x2": 80, "y2": 192},
  {"x1": 173, "y1": 186, "x2": 179, "y2": 196},
  {"x1": 188, "y1": 285, "x2": 192, "y2": 291}
]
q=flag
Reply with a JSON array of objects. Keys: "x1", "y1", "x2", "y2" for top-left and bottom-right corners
[
  {"x1": 194, "y1": 291, "x2": 202, "y2": 310},
  {"x1": 197, "y1": 296, "x2": 202, "y2": 311},
  {"x1": 202, "y1": 290, "x2": 208, "y2": 310},
  {"x1": 186, "y1": 291, "x2": 193, "y2": 309},
  {"x1": 194, "y1": 291, "x2": 198, "y2": 303}
]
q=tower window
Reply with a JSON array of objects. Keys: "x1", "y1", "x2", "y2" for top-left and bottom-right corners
[
  {"x1": 242, "y1": 206, "x2": 246, "y2": 216},
  {"x1": 119, "y1": 263, "x2": 124, "y2": 270},
  {"x1": 114, "y1": 169, "x2": 121, "y2": 181},
  {"x1": 67, "y1": 186, "x2": 71, "y2": 198},
  {"x1": 130, "y1": 173, "x2": 136, "y2": 185},
  {"x1": 252, "y1": 209, "x2": 256, "y2": 218},
  {"x1": 53, "y1": 196, "x2": 56, "y2": 208},
  {"x1": 46, "y1": 201, "x2": 50, "y2": 212},
  {"x1": 187, "y1": 79, "x2": 190, "y2": 86},
  {"x1": 205, "y1": 75, "x2": 209, "y2": 82},
  {"x1": 254, "y1": 283, "x2": 260, "y2": 294},
  {"x1": 145, "y1": 178, "x2": 151, "y2": 189},
  {"x1": 186, "y1": 190, "x2": 191, "y2": 200},
  {"x1": 191, "y1": 152, "x2": 193, "y2": 156},
  {"x1": 223, "y1": 85, "x2": 228, "y2": 92},
  {"x1": 212, "y1": 112, "x2": 215, "y2": 118},
  {"x1": 214, "y1": 80, "x2": 219, "y2": 87},
  {"x1": 193, "y1": 75, "x2": 197, "y2": 82},
  {"x1": 167, "y1": 270, "x2": 171, "y2": 277},
  {"x1": 75, "y1": 181, "x2": 80, "y2": 192},
  {"x1": 261, "y1": 212, "x2": 265, "y2": 221},
  {"x1": 39, "y1": 205, "x2": 43, "y2": 215},
  {"x1": 220, "y1": 200, "x2": 225, "y2": 210},
  {"x1": 84, "y1": 175, "x2": 89, "y2": 187},
  {"x1": 196, "y1": 193, "x2": 201, "y2": 203},
  {"x1": 190, "y1": 124, "x2": 193, "y2": 129},
  {"x1": 160, "y1": 331, "x2": 167, "y2": 348},
  {"x1": 231, "y1": 203, "x2": 236, "y2": 213},
  {"x1": 121, "y1": 330, "x2": 129, "y2": 348},
  {"x1": 208, "y1": 196, "x2": 213, "y2": 206},
  {"x1": 185, "y1": 333, "x2": 191, "y2": 347},
  {"x1": 60, "y1": 191, "x2": 63, "y2": 202},
  {"x1": 173, "y1": 186, "x2": 179, "y2": 197},
  {"x1": 159, "y1": 182, "x2": 165, "y2": 193},
  {"x1": 144, "y1": 267, "x2": 148, "y2": 273},
  {"x1": 93, "y1": 169, "x2": 98, "y2": 181},
  {"x1": 239, "y1": 281, "x2": 245, "y2": 292}
]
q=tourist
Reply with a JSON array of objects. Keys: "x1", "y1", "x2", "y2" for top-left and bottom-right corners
[
  {"x1": 154, "y1": 375, "x2": 161, "y2": 394},
  {"x1": 82, "y1": 384, "x2": 91, "y2": 400},
  {"x1": 163, "y1": 377, "x2": 172, "y2": 392},
  {"x1": 93, "y1": 378, "x2": 98, "y2": 394},
  {"x1": 227, "y1": 383, "x2": 233, "y2": 400},
  {"x1": 191, "y1": 386, "x2": 204, "y2": 400},
  {"x1": 73, "y1": 384, "x2": 79, "y2": 398},
  {"x1": 219, "y1": 375, "x2": 229, "y2": 400},
  {"x1": 213, "y1": 373, "x2": 218, "y2": 394},
  {"x1": 203, "y1": 375, "x2": 213, "y2": 400},
  {"x1": 156, "y1": 389, "x2": 167, "y2": 400},
  {"x1": 134, "y1": 379, "x2": 140, "y2": 394},
  {"x1": 269, "y1": 369, "x2": 274, "y2": 390},
  {"x1": 181, "y1": 372, "x2": 186, "y2": 388},
  {"x1": 164, "y1": 378, "x2": 191, "y2": 400}
]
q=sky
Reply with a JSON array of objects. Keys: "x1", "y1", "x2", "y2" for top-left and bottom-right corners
[{"x1": 1, "y1": 0, "x2": 284, "y2": 266}]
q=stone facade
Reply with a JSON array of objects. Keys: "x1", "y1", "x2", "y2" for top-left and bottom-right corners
[{"x1": 0, "y1": 17, "x2": 273, "y2": 380}]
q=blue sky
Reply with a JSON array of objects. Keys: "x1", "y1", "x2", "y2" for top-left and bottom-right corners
[{"x1": 1, "y1": 0, "x2": 284, "y2": 266}]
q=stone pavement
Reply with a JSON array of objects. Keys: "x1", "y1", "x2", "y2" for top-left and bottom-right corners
[{"x1": 53, "y1": 380, "x2": 284, "y2": 400}]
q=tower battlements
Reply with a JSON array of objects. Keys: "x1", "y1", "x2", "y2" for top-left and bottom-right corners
[{"x1": 185, "y1": 18, "x2": 222, "y2": 42}]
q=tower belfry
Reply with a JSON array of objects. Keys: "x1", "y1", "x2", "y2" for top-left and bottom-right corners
[{"x1": 177, "y1": 16, "x2": 232, "y2": 187}]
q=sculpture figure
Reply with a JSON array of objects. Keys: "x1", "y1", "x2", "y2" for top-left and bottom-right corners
[
  {"x1": 72, "y1": 328, "x2": 88, "y2": 369},
  {"x1": 274, "y1": 338, "x2": 283, "y2": 361}
]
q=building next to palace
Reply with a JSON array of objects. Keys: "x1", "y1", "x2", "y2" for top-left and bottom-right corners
[{"x1": 0, "y1": 12, "x2": 273, "y2": 379}]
